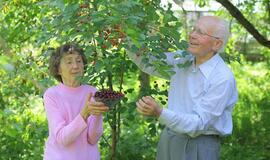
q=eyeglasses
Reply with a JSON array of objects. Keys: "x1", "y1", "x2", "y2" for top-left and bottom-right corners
[{"x1": 190, "y1": 27, "x2": 220, "y2": 39}]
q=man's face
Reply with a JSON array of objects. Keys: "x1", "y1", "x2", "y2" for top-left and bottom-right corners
[
  {"x1": 58, "y1": 52, "x2": 84, "y2": 83},
  {"x1": 187, "y1": 17, "x2": 221, "y2": 58}
]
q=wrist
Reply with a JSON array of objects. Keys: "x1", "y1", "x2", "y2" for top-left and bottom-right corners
[
  {"x1": 81, "y1": 109, "x2": 89, "y2": 121},
  {"x1": 156, "y1": 108, "x2": 162, "y2": 118}
]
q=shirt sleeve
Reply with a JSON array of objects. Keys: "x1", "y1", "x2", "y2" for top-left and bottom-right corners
[
  {"x1": 87, "y1": 115, "x2": 103, "y2": 144},
  {"x1": 44, "y1": 91, "x2": 87, "y2": 146},
  {"x1": 158, "y1": 77, "x2": 237, "y2": 137},
  {"x1": 126, "y1": 50, "x2": 192, "y2": 80}
]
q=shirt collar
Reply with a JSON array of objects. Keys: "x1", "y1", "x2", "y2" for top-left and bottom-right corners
[{"x1": 197, "y1": 54, "x2": 222, "y2": 79}]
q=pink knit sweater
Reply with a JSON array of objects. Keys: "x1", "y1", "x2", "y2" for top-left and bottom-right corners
[{"x1": 43, "y1": 83, "x2": 103, "y2": 160}]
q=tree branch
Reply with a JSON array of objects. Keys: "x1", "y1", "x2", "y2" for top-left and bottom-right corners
[{"x1": 216, "y1": 0, "x2": 270, "y2": 48}]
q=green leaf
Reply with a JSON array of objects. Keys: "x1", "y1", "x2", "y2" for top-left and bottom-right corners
[
  {"x1": 126, "y1": 88, "x2": 134, "y2": 93},
  {"x1": 177, "y1": 60, "x2": 192, "y2": 68}
]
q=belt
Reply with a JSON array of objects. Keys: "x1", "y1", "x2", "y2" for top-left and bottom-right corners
[{"x1": 165, "y1": 127, "x2": 220, "y2": 139}]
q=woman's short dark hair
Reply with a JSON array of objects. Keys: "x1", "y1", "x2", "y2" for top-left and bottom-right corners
[{"x1": 49, "y1": 43, "x2": 88, "y2": 82}]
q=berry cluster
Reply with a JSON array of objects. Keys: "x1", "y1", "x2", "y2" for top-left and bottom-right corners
[
  {"x1": 94, "y1": 89, "x2": 125, "y2": 108},
  {"x1": 99, "y1": 25, "x2": 126, "y2": 49}
]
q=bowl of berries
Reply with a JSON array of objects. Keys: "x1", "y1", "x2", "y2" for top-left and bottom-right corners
[{"x1": 94, "y1": 89, "x2": 125, "y2": 109}]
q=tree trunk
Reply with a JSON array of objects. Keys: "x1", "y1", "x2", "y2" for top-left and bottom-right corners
[
  {"x1": 107, "y1": 72, "x2": 116, "y2": 160},
  {"x1": 138, "y1": 71, "x2": 151, "y2": 98},
  {"x1": 110, "y1": 111, "x2": 117, "y2": 160}
]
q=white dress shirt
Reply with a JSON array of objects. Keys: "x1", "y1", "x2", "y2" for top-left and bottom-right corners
[{"x1": 127, "y1": 50, "x2": 238, "y2": 137}]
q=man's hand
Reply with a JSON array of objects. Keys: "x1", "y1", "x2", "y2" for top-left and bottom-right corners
[{"x1": 136, "y1": 96, "x2": 162, "y2": 117}]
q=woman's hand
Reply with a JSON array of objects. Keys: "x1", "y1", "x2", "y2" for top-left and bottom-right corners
[
  {"x1": 81, "y1": 93, "x2": 109, "y2": 121},
  {"x1": 136, "y1": 96, "x2": 162, "y2": 117}
]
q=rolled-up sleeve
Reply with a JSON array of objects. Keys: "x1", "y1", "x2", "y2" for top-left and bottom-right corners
[
  {"x1": 126, "y1": 50, "x2": 192, "y2": 79},
  {"x1": 87, "y1": 115, "x2": 103, "y2": 145}
]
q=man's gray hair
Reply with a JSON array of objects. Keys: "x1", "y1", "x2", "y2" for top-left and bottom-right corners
[{"x1": 213, "y1": 18, "x2": 230, "y2": 53}]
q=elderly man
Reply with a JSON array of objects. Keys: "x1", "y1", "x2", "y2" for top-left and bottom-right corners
[{"x1": 127, "y1": 16, "x2": 238, "y2": 160}]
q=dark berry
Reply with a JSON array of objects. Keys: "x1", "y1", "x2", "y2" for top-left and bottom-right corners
[{"x1": 94, "y1": 89, "x2": 125, "y2": 108}]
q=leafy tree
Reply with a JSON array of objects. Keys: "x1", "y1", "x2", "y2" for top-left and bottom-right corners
[{"x1": 0, "y1": 0, "x2": 270, "y2": 160}]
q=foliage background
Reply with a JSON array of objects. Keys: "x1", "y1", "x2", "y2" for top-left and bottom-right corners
[{"x1": 0, "y1": 0, "x2": 269, "y2": 160}]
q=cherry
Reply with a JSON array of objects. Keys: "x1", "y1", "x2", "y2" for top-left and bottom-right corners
[
  {"x1": 80, "y1": 4, "x2": 89, "y2": 8},
  {"x1": 94, "y1": 89, "x2": 125, "y2": 108}
]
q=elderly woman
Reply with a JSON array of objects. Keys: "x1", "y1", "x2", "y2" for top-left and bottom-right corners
[{"x1": 43, "y1": 43, "x2": 109, "y2": 160}]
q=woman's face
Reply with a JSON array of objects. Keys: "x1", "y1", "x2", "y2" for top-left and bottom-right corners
[{"x1": 58, "y1": 52, "x2": 84, "y2": 84}]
